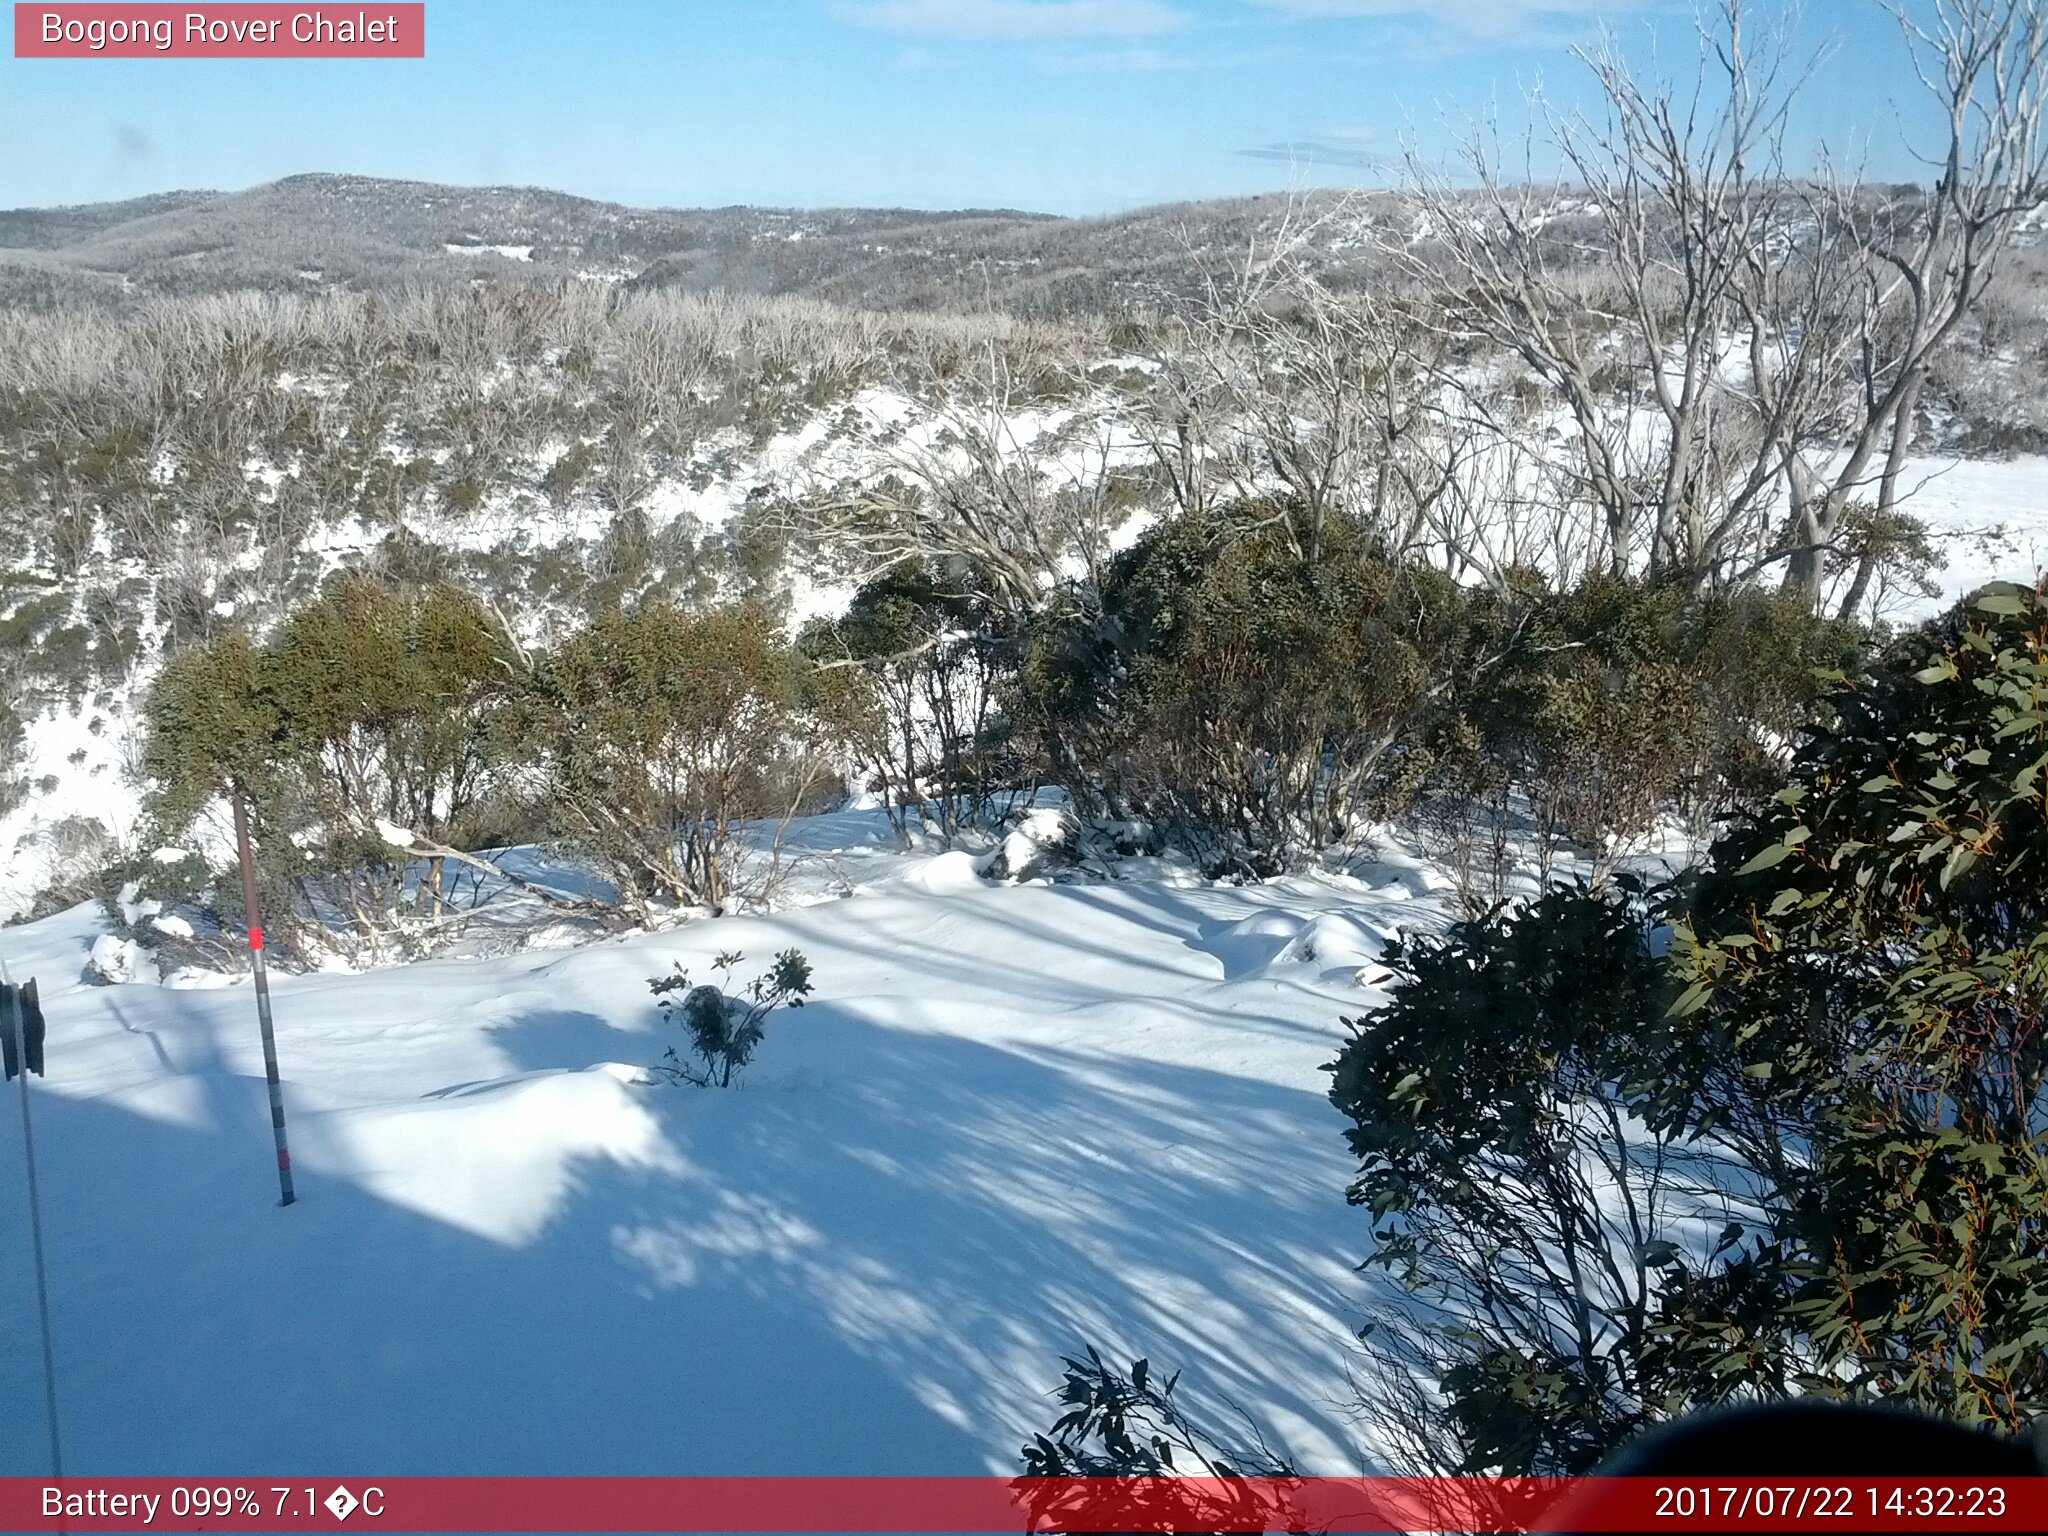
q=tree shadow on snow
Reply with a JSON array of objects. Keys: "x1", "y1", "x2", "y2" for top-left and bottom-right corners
[
  {"x1": 483, "y1": 1000, "x2": 1383, "y2": 1476},
  {"x1": 1, "y1": 989, "x2": 1381, "y2": 1479},
  {"x1": 0, "y1": 1009, "x2": 985, "y2": 1478}
]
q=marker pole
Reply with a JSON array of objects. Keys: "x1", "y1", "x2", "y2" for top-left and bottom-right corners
[
  {"x1": 232, "y1": 785, "x2": 296, "y2": 1207},
  {"x1": 1, "y1": 950, "x2": 63, "y2": 1478}
]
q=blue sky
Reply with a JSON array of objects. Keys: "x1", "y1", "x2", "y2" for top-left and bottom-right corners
[{"x1": 0, "y1": 1, "x2": 1940, "y2": 215}]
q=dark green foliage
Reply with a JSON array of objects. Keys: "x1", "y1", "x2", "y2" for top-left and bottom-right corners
[
  {"x1": 1666, "y1": 582, "x2": 2048, "y2": 1431},
  {"x1": 1017, "y1": 1348, "x2": 1301, "y2": 1535},
  {"x1": 143, "y1": 581, "x2": 841, "y2": 948},
  {"x1": 540, "y1": 439, "x2": 598, "y2": 507},
  {"x1": 0, "y1": 720, "x2": 20, "y2": 814},
  {"x1": 1027, "y1": 516, "x2": 1861, "y2": 881},
  {"x1": 1445, "y1": 577, "x2": 1866, "y2": 871},
  {"x1": 1336, "y1": 583, "x2": 2048, "y2": 1477},
  {"x1": 1027, "y1": 510, "x2": 1469, "y2": 875},
  {"x1": 139, "y1": 627, "x2": 279, "y2": 829},
  {"x1": 649, "y1": 947, "x2": 813, "y2": 1087},
  {"x1": 0, "y1": 580, "x2": 142, "y2": 703},
  {"x1": 266, "y1": 576, "x2": 519, "y2": 855},
  {"x1": 1407, "y1": 575, "x2": 1865, "y2": 909}
]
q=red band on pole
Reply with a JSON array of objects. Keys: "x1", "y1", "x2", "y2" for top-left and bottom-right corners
[{"x1": 247, "y1": 926, "x2": 264, "y2": 952}]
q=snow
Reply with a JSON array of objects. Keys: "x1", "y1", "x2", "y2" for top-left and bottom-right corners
[
  {"x1": 114, "y1": 880, "x2": 160, "y2": 928},
  {"x1": 1886, "y1": 455, "x2": 2048, "y2": 618},
  {"x1": 0, "y1": 698, "x2": 142, "y2": 921},
  {"x1": 85, "y1": 933, "x2": 156, "y2": 986},
  {"x1": 898, "y1": 847, "x2": 991, "y2": 892},
  {"x1": 442, "y1": 243, "x2": 533, "y2": 262},
  {"x1": 0, "y1": 821, "x2": 1430, "y2": 1477},
  {"x1": 375, "y1": 817, "x2": 418, "y2": 849}
]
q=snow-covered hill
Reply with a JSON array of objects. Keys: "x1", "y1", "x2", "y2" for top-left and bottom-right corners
[{"x1": 0, "y1": 817, "x2": 1452, "y2": 1476}]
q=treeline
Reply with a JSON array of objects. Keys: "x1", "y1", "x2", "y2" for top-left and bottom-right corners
[
  {"x1": 135, "y1": 498, "x2": 1866, "y2": 962},
  {"x1": 0, "y1": 282, "x2": 1094, "y2": 713},
  {"x1": 140, "y1": 579, "x2": 849, "y2": 959}
]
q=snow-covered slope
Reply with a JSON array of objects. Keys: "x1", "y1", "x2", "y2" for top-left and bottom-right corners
[
  {"x1": 2, "y1": 350, "x2": 2040, "y2": 925},
  {"x1": 0, "y1": 824, "x2": 1445, "y2": 1476},
  {"x1": 1886, "y1": 454, "x2": 2048, "y2": 612}
]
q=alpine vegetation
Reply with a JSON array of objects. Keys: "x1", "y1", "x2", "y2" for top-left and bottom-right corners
[
  {"x1": 3, "y1": 0, "x2": 2048, "y2": 1501},
  {"x1": 649, "y1": 948, "x2": 814, "y2": 1088}
]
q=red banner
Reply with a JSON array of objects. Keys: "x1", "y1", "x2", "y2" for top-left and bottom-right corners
[
  {"x1": 13, "y1": 4, "x2": 424, "y2": 58},
  {"x1": 2, "y1": 1476, "x2": 2045, "y2": 1532}
]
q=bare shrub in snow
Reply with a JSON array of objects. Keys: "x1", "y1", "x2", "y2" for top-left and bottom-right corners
[{"x1": 791, "y1": 347, "x2": 1126, "y2": 626}]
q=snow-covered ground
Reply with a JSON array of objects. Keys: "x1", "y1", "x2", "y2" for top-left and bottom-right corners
[
  {"x1": 1883, "y1": 454, "x2": 2048, "y2": 611},
  {"x1": 0, "y1": 818, "x2": 1456, "y2": 1477}
]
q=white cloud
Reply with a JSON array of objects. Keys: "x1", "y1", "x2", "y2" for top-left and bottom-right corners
[
  {"x1": 1032, "y1": 43, "x2": 1212, "y2": 71},
  {"x1": 1246, "y1": 0, "x2": 1649, "y2": 42},
  {"x1": 839, "y1": 0, "x2": 1189, "y2": 40},
  {"x1": 1240, "y1": 125, "x2": 1388, "y2": 167}
]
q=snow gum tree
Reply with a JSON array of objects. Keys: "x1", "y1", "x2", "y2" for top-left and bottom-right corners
[
  {"x1": 1401, "y1": 0, "x2": 2048, "y2": 610},
  {"x1": 799, "y1": 561, "x2": 1020, "y2": 846}
]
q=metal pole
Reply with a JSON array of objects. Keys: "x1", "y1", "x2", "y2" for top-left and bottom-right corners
[
  {"x1": 232, "y1": 785, "x2": 296, "y2": 1207},
  {"x1": 1, "y1": 952, "x2": 63, "y2": 1478}
]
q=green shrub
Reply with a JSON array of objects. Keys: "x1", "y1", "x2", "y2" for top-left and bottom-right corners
[
  {"x1": 1333, "y1": 583, "x2": 2048, "y2": 1477},
  {"x1": 1026, "y1": 509, "x2": 1469, "y2": 875},
  {"x1": 140, "y1": 626, "x2": 278, "y2": 831},
  {"x1": 1424, "y1": 577, "x2": 1866, "y2": 898},
  {"x1": 649, "y1": 947, "x2": 813, "y2": 1087},
  {"x1": 1327, "y1": 879, "x2": 1692, "y2": 1475},
  {"x1": 141, "y1": 578, "x2": 521, "y2": 953},
  {"x1": 541, "y1": 440, "x2": 598, "y2": 507},
  {"x1": 527, "y1": 599, "x2": 827, "y2": 917}
]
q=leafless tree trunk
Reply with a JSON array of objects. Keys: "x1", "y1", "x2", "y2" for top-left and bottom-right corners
[
  {"x1": 1395, "y1": 0, "x2": 2047, "y2": 612},
  {"x1": 789, "y1": 344, "x2": 1127, "y2": 624}
]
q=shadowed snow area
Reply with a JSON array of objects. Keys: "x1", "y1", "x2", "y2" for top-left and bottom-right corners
[{"x1": 0, "y1": 824, "x2": 1428, "y2": 1475}]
